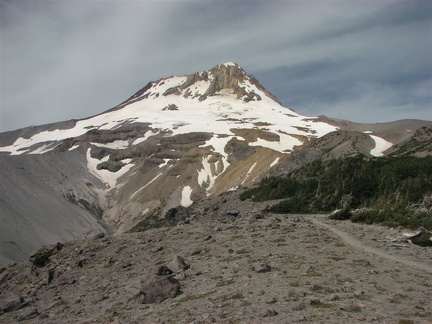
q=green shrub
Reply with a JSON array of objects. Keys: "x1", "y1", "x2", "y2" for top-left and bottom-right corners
[
  {"x1": 127, "y1": 214, "x2": 159, "y2": 233},
  {"x1": 240, "y1": 156, "x2": 432, "y2": 238},
  {"x1": 411, "y1": 231, "x2": 432, "y2": 247}
]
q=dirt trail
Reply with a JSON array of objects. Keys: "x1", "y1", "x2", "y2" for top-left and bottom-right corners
[{"x1": 311, "y1": 215, "x2": 432, "y2": 274}]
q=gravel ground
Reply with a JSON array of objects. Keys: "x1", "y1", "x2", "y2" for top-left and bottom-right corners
[{"x1": 1, "y1": 192, "x2": 431, "y2": 324}]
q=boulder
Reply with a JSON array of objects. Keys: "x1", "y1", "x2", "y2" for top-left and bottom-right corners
[
  {"x1": 163, "y1": 206, "x2": 189, "y2": 226},
  {"x1": 156, "y1": 265, "x2": 173, "y2": 276},
  {"x1": 0, "y1": 292, "x2": 22, "y2": 313},
  {"x1": 218, "y1": 210, "x2": 240, "y2": 223},
  {"x1": 29, "y1": 242, "x2": 63, "y2": 267},
  {"x1": 16, "y1": 308, "x2": 39, "y2": 322},
  {"x1": 140, "y1": 275, "x2": 181, "y2": 304},
  {"x1": 250, "y1": 211, "x2": 265, "y2": 221},
  {"x1": 254, "y1": 263, "x2": 271, "y2": 273},
  {"x1": 263, "y1": 308, "x2": 278, "y2": 317},
  {"x1": 167, "y1": 255, "x2": 190, "y2": 273}
]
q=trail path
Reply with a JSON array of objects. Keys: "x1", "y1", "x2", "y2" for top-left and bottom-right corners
[{"x1": 311, "y1": 215, "x2": 432, "y2": 274}]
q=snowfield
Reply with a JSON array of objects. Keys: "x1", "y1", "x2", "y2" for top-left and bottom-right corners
[
  {"x1": 180, "y1": 186, "x2": 193, "y2": 207},
  {"x1": 0, "y1": 63, "x2": 338, "y2": 157},
  {"x1": 86, "y1": 149, "x2": 134, "y2": 188},
  {"x1": 0, "y1": 62, "x2": 399, "y2": 202},
  {"x1": 369, "y1": 135, "x2": 393, "y2": 157}
]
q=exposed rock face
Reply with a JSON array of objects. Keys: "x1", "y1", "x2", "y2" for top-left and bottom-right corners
[
  {"x1": 179, "y1": 72, "x2": 203, "y2": 90},
  {"x1": 29, "y1": 242, "x2": 63, "y2": 268},
  {"x1": 195, "y1": 63, "x2": 281, "y2": 104},
  {"x1": 162, "y1": 103, "x2": 179, "y2": 111},
  {"x1": 163, "y1": 207, "x2": 189, "y2": 226},
  {"x1": 0, "y1": 152, "x2": 108, "y2": 267}
]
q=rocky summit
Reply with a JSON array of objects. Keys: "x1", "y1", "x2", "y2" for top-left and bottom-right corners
[{"x1": 0, "y1": 62, "x2": 431, "y2": 323}]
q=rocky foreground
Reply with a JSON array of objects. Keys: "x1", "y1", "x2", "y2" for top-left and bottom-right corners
[{"x1": 1, "y1": 192, "x2": 431, "y2": 324}]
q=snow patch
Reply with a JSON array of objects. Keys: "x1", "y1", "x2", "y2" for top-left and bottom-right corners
[
  {"x1": 86, "y1": 149, "x2": 134, "y2": 188},
  {"x1": 131, "y1": 130, "x2": 160, "y2": 146},
  {"x1": 270, "y1": 157, "x2": 280, "y2": 168},
  {"x1": 249, "y1": 136, "x2": 302, "y2": 153},
  {"x1": 158, "y1": 159, "x2": 171, "y2": 168},
  {"x1": 199, "y1": 136, "x2": 231, "y2": 174},
  {"x1": 241, "y1": 162, "x2": 257, "y2": 185},
  {"x1": 29, "y1": 143, "x2": 56, "y2": 155},
  {"x1": 197, "y1": 156, "x2": 219, "y2": 192},
  {"x1": 221, "y1": 62, "x2": 238, "y2": 67},
  {"x1": 68, "y1": 144, "x2": 80, "y2": 151},
  {"x1": 91, "y1": 140, "x2": 129, "y2": 150},
  {"x1": 369, "y1": 135, "x2": 393, "y2": 157},
  {"x1": 130, "y1": 173, "x2": 163, "y2": 199},
  {"x1": 180, "y1": 186, "x2": 193, "y2": 207}
]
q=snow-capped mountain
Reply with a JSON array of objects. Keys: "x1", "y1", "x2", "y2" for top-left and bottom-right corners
[
  {"x1": 0, "y1": 62, "x2": 430, "y2": 266},
  {"x1": 1, "y1": 62, "x2": 337, "y2": 155}
]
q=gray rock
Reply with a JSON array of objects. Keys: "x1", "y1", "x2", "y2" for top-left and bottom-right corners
[
  {"x1": 0, "y1": 268, "x2": 9, "y2": 284},
  {"x1": 293, "y1": 301, "x2": 307, "y2": 311},
  {"x1": 29, "y1": 242, "x2": 63, "y2": 267},
  {"x1": 226, "y1": 210, "x2": 240, "y2": 216},
  {"x1": 163, "y1": 86, "x2": 181, "y2": 96},
  {"x1": 16, "y1": 308, "x2": 39, "y2": 322},
  {"x1": 266, "y1": 297, "x2": 278, "y2": 304},
  {"x1": 190, "y1": 248, "x2": 202, "y2": 256},
  {"x1": 0, "y1": 292, "x2": 22, "y2": 313},
  {"x1": 263, "y1": 308, "x2": 278, "y2": 317},
  {"x1": 164, "y1": 206, "x2": 189, "y2": 226},
  {"x1": 340, "y1": 303, "x2": 363, "y2": 313},
  {"x1": 250, "y1": 211, "x2": 265, "y2": 220},
  {"x1": 44, "y1": 298, "x2": 64, "y2": 311},
  {"x1": 254, "y1": 263, "x2": 271, "y2": 273},
  {"x1": 310, "y1": 298, "x2": 322, "y2": 306},
  {"x1": 156, "y1": 265, "x2": 173, "y2": 276},
  {"x1": 140, "y1": 275, "x2": 181, "y2": 304},
  {"x1": 167, "y1": 255, "x2": 190, "y2": 273},
  {"x1": 218, "y1": 210, "x2": 240, "y2": 223}
]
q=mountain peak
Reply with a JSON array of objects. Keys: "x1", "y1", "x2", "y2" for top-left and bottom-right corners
[
  {"x1": 202, "y1": 62, "x2": 282, "y2": 104},
  {"x1": 119, "y1": 62, "x2": 282, "y2": 109},
  {"x1": 219, "y1": 61, "x2": 238, "y2": 67}
]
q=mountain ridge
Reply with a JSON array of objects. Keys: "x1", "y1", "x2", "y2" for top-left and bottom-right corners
[{"x1": 0, "y1": 62, "x2": 431, "y2": 267}]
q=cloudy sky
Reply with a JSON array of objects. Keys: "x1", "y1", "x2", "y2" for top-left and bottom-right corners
[{"x1": 0, "y1": 0, "x2": 431, "y2": 132}]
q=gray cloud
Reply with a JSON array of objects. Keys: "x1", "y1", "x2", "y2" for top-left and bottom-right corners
[{"x1": 0, "y1": 0, "x2": 430, "y2": 132}]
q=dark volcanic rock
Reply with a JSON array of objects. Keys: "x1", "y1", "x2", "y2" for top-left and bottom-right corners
[
  {"x1": 29, "y1": 242, "x2": 63, "y2": 267},
  {"x1": 140, "y1": 275, "x2": 181, "y2": 304},
  {"x1": 218, "y1": 210, "x2": 240, "y2": 223},
  {"x1": 0, "y1": 291, "x2": 22, "y2": 313},
  {"x1": 156, "y1": 265, "x2": 173, "y2": 276},
  {"x1": 164, "y1": 206, "x2": 189, "y2": 226}
]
